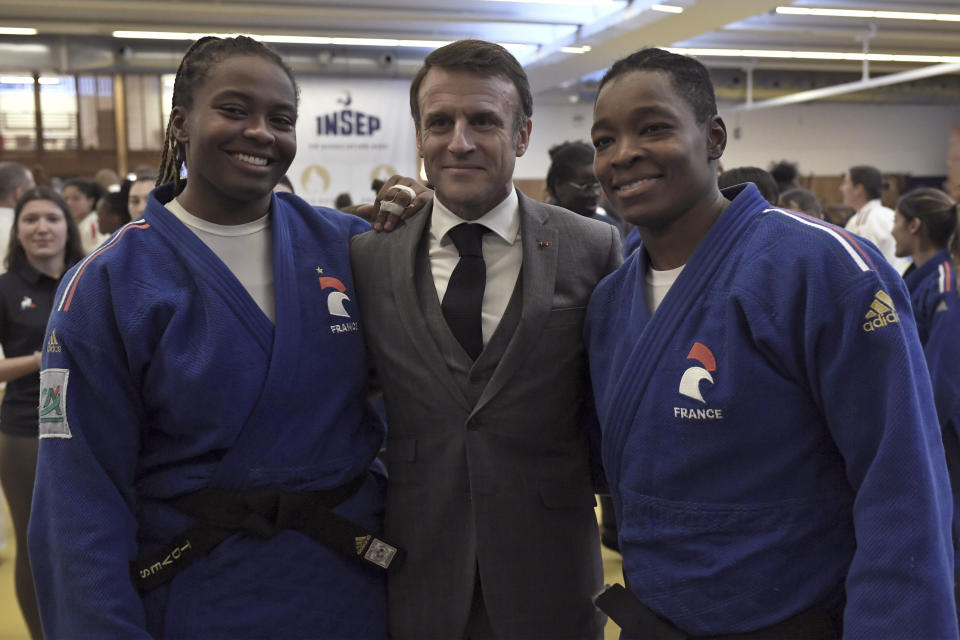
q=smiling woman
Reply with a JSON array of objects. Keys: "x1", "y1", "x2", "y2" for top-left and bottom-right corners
[
  {"x1": 29, "y1": 35, "x2": 392, "y2": 639},
  {"x1": 0, "y1": 187, "x2": 83, "y2": 640}
]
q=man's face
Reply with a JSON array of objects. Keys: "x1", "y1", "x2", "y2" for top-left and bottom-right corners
[
  {"x1": 416, "y1": 68, "x2": 530, "y2": 220},
  {"x1": 839, "y1": 172, "x2": 862, "y2": 209},
  {"x1": 591, "y1": 70, "x2": 724, "y2": 231}
]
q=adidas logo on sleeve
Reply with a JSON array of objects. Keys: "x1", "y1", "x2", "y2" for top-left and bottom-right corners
[{"x1": 862, "y1": 290, "x2": 900, "y2": 332}]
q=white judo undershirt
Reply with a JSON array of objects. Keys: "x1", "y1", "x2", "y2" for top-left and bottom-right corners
[
  {"x1": 165, "y1": 198, "x2": 275, "y2": 322},
  {"x1": 646, "y1": 263, "x2": 685, "y2": 315}
]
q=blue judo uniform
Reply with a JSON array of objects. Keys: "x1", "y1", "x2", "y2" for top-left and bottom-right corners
[
  {"x1": 904, "y1": 248, "x2": 955, "y2": 344},
  {"x1": 29, "y1": 184, "x2": 387, "y2": 639},
  {"x1": 919, "y1": 261, "x2": 960, "y2": 603},
  {"x1": 586, "y1": 184, "x2": 957, "y2": 638}
]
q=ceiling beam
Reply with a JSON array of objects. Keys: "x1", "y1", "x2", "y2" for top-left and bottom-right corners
[
  {"x1": 724, "y1": 61, "x2": 960, "y2": 111},
  {"x1": 524, "y1": 0, "x2": 785, "y2": 93}
]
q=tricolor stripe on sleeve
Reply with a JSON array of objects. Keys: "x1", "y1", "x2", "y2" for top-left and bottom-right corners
[
  {"x1": 58, "y1": 220, "x2": 151, "y2": 312},
  {"x1": 766, "y1": 207, "x2": 875, "y2": 272},
  {"x1": 939, "y1": 260, "x2": 953, "y2": 293}
]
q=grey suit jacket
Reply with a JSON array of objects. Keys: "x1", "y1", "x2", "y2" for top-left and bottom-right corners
[{"x1": 350, "y1": 191, "x2": 622, "y2": 640}]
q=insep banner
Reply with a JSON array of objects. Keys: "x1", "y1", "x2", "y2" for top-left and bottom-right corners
[{"x1": 288, "y1": 78, "x2": 419, "y2": 208}]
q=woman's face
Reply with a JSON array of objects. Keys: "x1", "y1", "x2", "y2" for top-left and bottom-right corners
[
  {"x1": 17, "y1": 199, "x2": 69, "y2": 263},
  {"x1": 62, "y1": 185, "x2": 96, "y2": 221},
  {"x1": 552, "y1": 163, "x2": 602, "y2": 217},
  {"x1": 891, "y1": 210, "x2": 917, "y2": 258}
]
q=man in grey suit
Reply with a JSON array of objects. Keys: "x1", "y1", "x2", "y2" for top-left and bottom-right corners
[{"x1": 350, "y1": 39, "x2": 621, "y2": 640}]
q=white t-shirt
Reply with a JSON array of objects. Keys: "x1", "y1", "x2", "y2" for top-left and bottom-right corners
[
  {"x1": 845, "y1": 199, "x2": 909, "y2": 273},
  {"x1": 165, "y1": 198, "x2": 275, "y2": 322},
  {"x1": 646, "y1": 263, "x2": 685, "y2": 315}
]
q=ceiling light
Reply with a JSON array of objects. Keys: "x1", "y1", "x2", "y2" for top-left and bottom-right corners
[
  {"x1": 651, "y1": 4, "x2": 684, "y2": 13},
  {"x1": 0, "y1": 75, "x2": 35, "y2": 84},
  {"x1": 0, "y1": 27, "x2": 37, "y2": 35},
  {"x1": 112, "y1": 30, "x2": 536, "y2": 56},
  {"x1": 561, "y1": 45, "x2": 592, "y2": 54},
  {"x1": 480, "y1": 0, "x2": 622, "y2": 5},
  {"x1": 776, "y1": 6, "x2": 960, "y2": 22},
  {"x1": 666, "y1": 47, "x2": 960, "y2": 64}
]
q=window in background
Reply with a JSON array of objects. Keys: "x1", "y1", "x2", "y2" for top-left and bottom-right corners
[
  {"x1": 39, "y1": 75, "x2": 78, "y2": 151},
  {"x1": 77, "y1": 75, "x2": 116, "y2": 149},
  {"x1": 126, "y1": 74, "x2": 163, "y2": 151},
  {"x1": 0, "y1": 74, "x2": 37, "y2": 150}
]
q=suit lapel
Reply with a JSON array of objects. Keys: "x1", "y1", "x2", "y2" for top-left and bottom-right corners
[
  {"x1": 472, "y1": 193, "x2": 557, "y2": 414},
  {"x1": 389, "y1": 202, "x2": 472, "y2": 411}
]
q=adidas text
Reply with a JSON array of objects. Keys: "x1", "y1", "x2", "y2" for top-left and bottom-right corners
[
  {"x1": 862, "y1": 311, "x2": 899, "y2": 332},
  {"x1": 47, "y1": 330, "x2": 62, "y2": 353}
]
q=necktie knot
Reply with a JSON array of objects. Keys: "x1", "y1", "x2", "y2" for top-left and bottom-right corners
[{"x1": 447, "y1": 223, "x2": 488, "y2": 258}]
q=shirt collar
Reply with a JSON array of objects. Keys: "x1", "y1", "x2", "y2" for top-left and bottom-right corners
[
  {"x1": 13, "y1": 259, "x2": 55, "y2": 285},
  {"x1": 430, "y1": 188, "x2": 521, "y2": 246}
]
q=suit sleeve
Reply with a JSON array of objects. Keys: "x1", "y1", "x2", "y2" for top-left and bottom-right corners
[
  {"x1": 29, "y1": 281, "x2": 151, "y2": 638},
  {"x1": 584, "y1": 224, "x2": 623, "y2": 493},
  {"x1": 808, "y1": 266, "x2": 956, "y2": 637}
]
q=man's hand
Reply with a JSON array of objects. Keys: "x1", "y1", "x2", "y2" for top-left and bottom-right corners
[{"x1": 356, "y1": 175, "x2": 433, "y2": 231}]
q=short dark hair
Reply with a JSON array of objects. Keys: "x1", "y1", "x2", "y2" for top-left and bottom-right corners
[
  {"x1": 6, "y1": 187, "x2": 85, "y2": 272},
  {"x1": 848, "y1": 165, "x2": 886, "y2": 201},
  {"x1": 718, "y1": 166, "x2": 779, "y2": 204},
  {"x1": 896, "y1": 187, "x2": 957, "y2": 249},
  {"x1": 779, "y1": 187, "x2": 822, "y2": 218},
  {"x1": 598, "y1": 48, "x2": 717, "y2": 124},
  {"x1": 62, "y1": 177, "x2": 104, "y2": 206},
  {"x1": 158, "y1": 35, "x2": 299, "y2": 194},
  {"x1": 0, "y1": 162, "x2": 32, "y2": 202},
  {"x1": 546, "y1": 141, "x2": 594, "y2": 200},
  {"x1": 769, "y1": 160, "x2": 798, "y2": 188},
  {"x1": 334, "y1": 192, "x2": 353, "y2": 209},
  {"x1": 409, "y1": 39, "x2": 533, "y2": 134}
]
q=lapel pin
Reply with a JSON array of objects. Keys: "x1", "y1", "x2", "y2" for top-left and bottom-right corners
[{"x1": 538, "y1": 240, "x2": 550, "y2": 248}]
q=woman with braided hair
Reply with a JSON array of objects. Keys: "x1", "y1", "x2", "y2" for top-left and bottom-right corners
[{"x1": 29, "y1": 35, "x2": 390, "y2": 638}]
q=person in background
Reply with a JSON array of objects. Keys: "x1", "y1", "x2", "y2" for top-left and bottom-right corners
[
  {"x1": 587, "y1": 46, "x2": 956, "y2": 638},
  {"x1": 274, "y1": 174, "x2": 295, "y2": 193},
  {"x1": 769, "y1": 160, "x2": 799, "y2": 195},
  {"x1": 96, "y1": 191, "x2": 131, "y2": 236},
  {"x1": 334, "y1": 192, "x2": 353, "y2": 210},
  {"x1": 779, "y1": 186, "x2": 823, "y2": 219},
  {"x1": 126, "y1": 169, "x2": 159, "y2": 220},
  {"x1": 61, "y1": 177, "x2": 105, "y2": 254},
  {"x1": 718, "y1": 166, "x2": 779, "y2": 204},
  {"x1": 546, "y1": 140, "x2": 624, "y2": 234},
  {"x1": 841, "y1": 165, "x2": 908, "y2": 272},
  {"x1": 0, "y1": 187, "x2": 84, "y2": 639},
  {"x1": 0, "y1": 163, "x2": 36, "y2": 274},
  {"x1": 29, "y1": 35, "x2": 390, "y2": 639},
  {"x1": 94, "y1": 168, "x2": 122, "y2": 194}
]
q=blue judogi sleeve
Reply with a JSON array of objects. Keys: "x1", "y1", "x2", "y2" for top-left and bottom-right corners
[{"x1": 31, "y1": 246, "x2": 153, "y2": 638}]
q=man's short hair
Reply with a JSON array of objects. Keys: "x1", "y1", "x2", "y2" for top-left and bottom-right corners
[
  {"x1": 0, "y1": 162, "x2": 32, "y2": 203},
  {"x1": 848, "y1": 165, "x2": 886, "y2": 201},
  {"x1": 597, "y1": 48, "x2": 718, "y2": 124},
  {"x1": 409, "y1": 39, "x2": 533, "y2": 134}
]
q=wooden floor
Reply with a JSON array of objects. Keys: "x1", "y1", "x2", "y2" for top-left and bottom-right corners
[{"x1": 0, "y1": 500, "x2": 623, "y2": 639}]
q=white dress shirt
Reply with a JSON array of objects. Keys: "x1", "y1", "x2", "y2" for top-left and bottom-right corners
[
  {"x1": 429, "y1": 190, "x2": 522, "y2": 346},
  {"x1": 845, "y1": 198, "x2": 909, "y2": 273}
]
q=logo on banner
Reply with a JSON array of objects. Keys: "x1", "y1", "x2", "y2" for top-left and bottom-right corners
[
  {"x1": 301, "y1": 165, "x2": 331, "y2": 194},
  {"x1": 317, "y1": 91, "x2": 383, "y2": 136}
]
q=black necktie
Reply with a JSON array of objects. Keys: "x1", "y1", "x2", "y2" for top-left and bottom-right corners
[{"x1": 442, "y1": 223, "x2": 489, "y2": 360}]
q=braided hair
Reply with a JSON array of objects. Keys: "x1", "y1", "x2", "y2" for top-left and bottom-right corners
[{"x1": 157, "y1": 35, "x2": 299, "y2": 194}]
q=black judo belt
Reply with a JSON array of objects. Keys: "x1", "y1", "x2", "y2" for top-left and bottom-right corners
[
  {"x1": 594, "y1": 584, "x2": 840, "y2": 640},
  {"x1": 131, "y1": 476, "x2": 403, "y2": 593}
]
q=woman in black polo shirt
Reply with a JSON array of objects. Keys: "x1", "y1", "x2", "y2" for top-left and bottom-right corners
[{"x1": 0, "y1": 186, "x2": 83, "y2": 638}]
